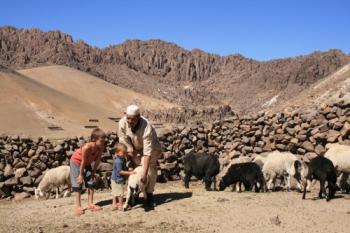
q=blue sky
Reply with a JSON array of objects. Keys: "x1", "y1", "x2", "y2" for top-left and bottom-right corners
[{"x1": 1, "y1": 0, "x2": 349, "y2": 60}]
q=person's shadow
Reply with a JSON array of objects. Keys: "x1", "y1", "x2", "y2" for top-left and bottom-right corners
[{"x1": 95, "y1": 192, "x2": 192, "y2": 212}]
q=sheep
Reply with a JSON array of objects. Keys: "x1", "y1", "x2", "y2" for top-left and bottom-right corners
[
  {"x1": 261, "y1": 151, "x2": 302, "y2": 191},
  {"x1": 35, "y1": 165, "x2": 71, "y2": 199},
  {"x1": 124, "y1": 161, "x2": 150, "y2": 209},
  {"x1": 219, "y1": 162, "x2": 265, "y2": 192},
  {"x1": 218, "y1": 156, "x2": 253, "y2": 191},
  {"x1": 252, "y1": 153, "x2": 269, "y2": 169},
  {"x1": 324, "y1": 143, "x2": 350, "y2": 193},
  {"x1": 253, "y1": 152, "x2": 291, "y2": 188},
  {"x1": 301, "y1": 156, "x2": 337, "y2": 201},
  {"x1": 183, "y1": 152, "x2": 220, "y2": 191}
]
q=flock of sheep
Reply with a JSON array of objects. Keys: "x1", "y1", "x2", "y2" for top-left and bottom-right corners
[
  {"x1": 182, "y1": 143, "x2": 350, "y2": 201},
  {"x1": 34, "y1": 143, "x2": 350, "y2": 207}
]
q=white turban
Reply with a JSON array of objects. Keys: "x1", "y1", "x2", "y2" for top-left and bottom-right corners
[{"x1": 126, "y1": 105, "x2": 140, "y2": 116}]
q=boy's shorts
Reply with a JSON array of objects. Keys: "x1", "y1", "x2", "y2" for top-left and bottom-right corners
[
  {"x1": 111, "y1": 180, "x2": 125, "y2": 197},
  {"x1": 70, "y1": 161, "x2": 93, "y2": 192}
]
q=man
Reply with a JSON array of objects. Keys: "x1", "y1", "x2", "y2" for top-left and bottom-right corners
[{"x1": 118, "y1": 105, "x2": 162, "y2": 206}]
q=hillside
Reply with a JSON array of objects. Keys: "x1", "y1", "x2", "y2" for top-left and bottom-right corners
[
  {"x1": 1, "y1": 26, "x2": 349, "y2": 113},
  {"x1": 0, "y1": 65, "x2": 176, "y2": 138}
]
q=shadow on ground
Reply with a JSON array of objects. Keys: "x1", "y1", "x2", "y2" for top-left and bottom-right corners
[{"x1": 95, "y1": 191, "x2": 193, "y2": 212}]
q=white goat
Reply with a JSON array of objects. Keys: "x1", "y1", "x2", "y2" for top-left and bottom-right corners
[
  {"x1": 124, "y1": 158, "x2": 151, "y2": 209},
  {"x1": 262, "y1": 151, "x2": 302, "y2": 191},
  {"x1": 325, "y1": 143, "x2": 350, "y2": 192},
  {"x1": 35, "y1": 165, "x2": 71, "y2": 199}
]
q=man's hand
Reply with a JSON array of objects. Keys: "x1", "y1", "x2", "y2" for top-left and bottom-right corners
[
  {"x1": 141, "y1": 172, "x2": 148, "y2": 184},
  {"x1": 77, "y1": 175, "x2": 83, "y2": 184}
]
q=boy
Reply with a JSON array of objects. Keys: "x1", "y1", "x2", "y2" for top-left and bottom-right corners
[
  {"x1": 111, "y1": 143, "x2": 135, "y2": 211},
  {"x1": 70, "y1": 128, "x2": 106, "y2": 216}
]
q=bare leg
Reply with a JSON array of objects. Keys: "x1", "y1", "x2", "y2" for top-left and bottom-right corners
[
  {"x1": 88, "y1": 188, "x2": 94, "y2": 206},
  {"x1": 76, "y1": 191, "x2": 82, "y2": 208},
  {"x1": 73, "y1": 191, "x2": 85, "y2": 216},
  {"x1": 112, "y1": 196, "x2": 118, "y2": 209},
  {"x1": 118, "y1": 196, "x2": 124, "y2": 209}
]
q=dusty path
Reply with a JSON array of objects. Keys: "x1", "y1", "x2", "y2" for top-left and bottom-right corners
[{"x1": 1, "y1": 181, "x2": 350, "y2": 233}]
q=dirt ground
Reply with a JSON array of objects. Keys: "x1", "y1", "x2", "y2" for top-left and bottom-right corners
[{"x1": 1, "y1": 181, "x2": 350, "y2": 233}]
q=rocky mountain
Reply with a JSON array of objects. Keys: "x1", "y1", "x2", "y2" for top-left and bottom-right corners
[{"x1": 1, "y1": 26, "x2": 349, "y2": 113}]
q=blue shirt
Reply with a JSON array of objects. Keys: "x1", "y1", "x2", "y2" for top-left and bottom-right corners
[{"x1": 111, "y1": 157, "x2": 127, "y2": 183}]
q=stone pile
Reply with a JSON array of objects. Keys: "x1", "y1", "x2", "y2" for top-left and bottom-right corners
[{"x1": 1, "y1": 100, "x2": 349, "y2": 199}]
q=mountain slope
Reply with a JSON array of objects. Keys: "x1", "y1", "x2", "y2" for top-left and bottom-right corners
[
  {"x1": 1, "y1": 26, "x2": 349, "y2": 112},
  {"x1": 0, "y1": 65, "x2": 176, "y2": 138}
]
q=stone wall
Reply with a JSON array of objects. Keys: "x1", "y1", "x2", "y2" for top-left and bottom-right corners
[{"x1": 1, "y1": 100, "x2": 349, "y2": 199}]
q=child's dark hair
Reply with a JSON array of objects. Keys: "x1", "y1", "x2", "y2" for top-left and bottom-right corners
[
  {"x1": 115, "y1": 143, "x2": 127, "y2": 154},
  {"x1": 90, "y1": 128, "x2": 106, "y2": 142}
]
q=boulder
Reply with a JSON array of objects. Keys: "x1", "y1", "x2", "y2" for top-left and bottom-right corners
[
  {"x1": 15, "y1": 168, "x2": 27, "y2": 178},
  {"x1": 340, "y1": 122, "x2": 350, "y2": 137},
  {"x1": 4, "y1": 177, "x2": 18, "y2": 186},
  {"x1": 327, "y1": 130, "x2": 340, "y2": 142},
  {"x1": 4, "y1": 164, "x2": 14, "y2": 178},
  {"x1": 314, "y1": 144, "x2": 326, "y2": 155},
  {"x1": 28, "y1": 168, "x2": 42, "y2": 178},
  {"x1": 20, "y1": 176, "x2": 32, "y2": 186},
  {"x1": 301, "y1": 141, "x2": 314, "y2": 152},
  {"x1": 14, "y1": 192, "x2": 31, "y2": 201}
]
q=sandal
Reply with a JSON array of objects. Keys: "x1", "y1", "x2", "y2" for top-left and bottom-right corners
[
  {"x1": 87, "y1": 205, "x2": 102, "y2": 212},
  {"x1": 75, "y1": 208, "x2": 85, "y2": 216}
]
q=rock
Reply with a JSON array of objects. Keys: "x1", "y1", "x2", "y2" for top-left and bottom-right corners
[
  {"x1": 229, "y1": 150, "x2": 241, "y2": 159},
  {"x1": 290, "y1": 138, "x2": 299, "y2": 144},
  {"x1": 242, "y1": 136, "x2": 250, "y2": 144},
  {"x1": 314, "y1": 144, "x2": 326, "y2": 155},
  {"x1": 327, "y1": 130, "x2": 340, "y2": 143},
  {"x1": 14, "y1": 192, "x2": 31, "y2": 201},
  {"x1": 286, "y1": 128, "x2": 295, "y2": 136},
  {"x1": 0, "y1": 183, "x2": 12, "y2": 197},
  {"x1": 15, "y1": 168, "x2": 27, "y2": 178},
  {"x1": 305, "y1": 152, "x2": 318, "y2": 161},
  {"x1": 301, "y1": 141, "x2": 314, "y2": 152},
  {"x1": 4, "y1": 164, "x2": 14, "y2": 178},
  {"x1": 253, "y1": 147, "x2": 263, "y2": 153},
  {"x1": 296, "y1": 134, "x2": 307, "y2": 141},
  {"x1": 287, "y1": 120, "x2": 296, "y2": 128},
  {"x1": 4, "y1": 177, "x2": 18, "y2": 186},
  {"x1": 326, "y1": 113, "x2": 337, "y2": 119},
  {"x1": 184, "y1": 148, "x2": 194, "y2": 154},
  {"x1": 340, "y1": 122, "x2": 350, "y2": 137},
  {"x1": 275, "y1": 144, "x2": 286, "y2": 151},
  {"x1": 14, "y1": 160, "x2": 26, "y2": 169},
  {"x1": 160, "y1": 161, "x2": 177, "y2": 170},
  {"x1": 22, "y1": 186, "x2": 35, "y2": 194},
  {"x1": 270, "y1": 215, "x2": 281, "y2": 226},
  {"x1": 20, "y1": 176, "x2": 32, "y2": 185},
  {"x1": 297, "y1": 148, "x2": 306, "y2": 154},
  {"x1": 28, "y1": 168, "x2": 42, "y2": 178},
  {"x1": 28, "y1": 149, "x2": 36, "y2": 157}
]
